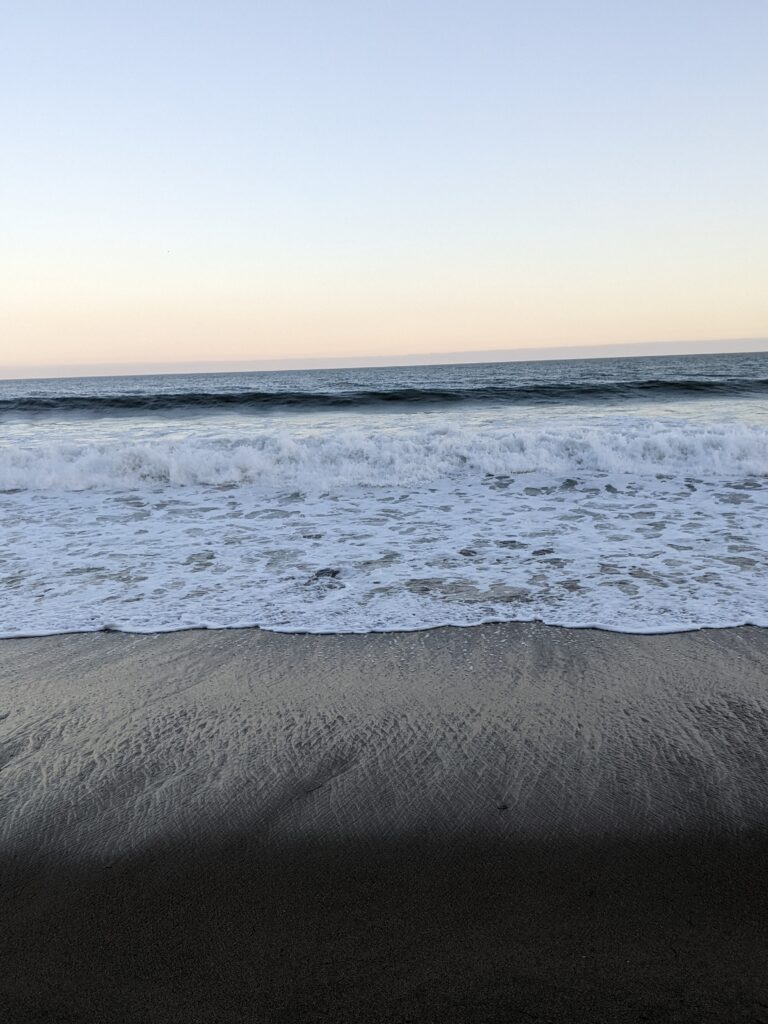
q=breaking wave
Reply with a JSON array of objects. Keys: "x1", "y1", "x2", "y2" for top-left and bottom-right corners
[{"x1": 2, "y1": 419, "x2": 767, "y2": 491}]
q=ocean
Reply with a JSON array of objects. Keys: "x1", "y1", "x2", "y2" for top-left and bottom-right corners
[{"x1": 1, "y1": 350, "x2": 767, "y2": 637}]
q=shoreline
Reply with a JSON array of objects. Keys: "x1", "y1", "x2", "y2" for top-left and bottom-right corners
[{"x1": 3, "y1": 614, "x2": 768, "y2": 641}]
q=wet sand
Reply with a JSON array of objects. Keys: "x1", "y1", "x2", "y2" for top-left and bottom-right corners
[{"x1": 2, "y1": 623, "x2": 768, "y2": 1021}]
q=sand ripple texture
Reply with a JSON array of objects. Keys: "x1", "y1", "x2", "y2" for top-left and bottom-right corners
[{"x1": 1, "y1": 624, "x2": 768, "y2": 860}]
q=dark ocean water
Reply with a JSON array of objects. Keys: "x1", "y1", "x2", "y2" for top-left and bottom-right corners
[{"x1": 2, "y1": 351, "x2": 767, "y2": 415}]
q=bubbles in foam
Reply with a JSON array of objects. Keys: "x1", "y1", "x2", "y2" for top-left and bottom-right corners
[
  {"x1": 1, "y1": 418, "x2": 767, "y2": 492},
  {"x1": 1, "y1": 406, "x2": 767, "y2": 638}
]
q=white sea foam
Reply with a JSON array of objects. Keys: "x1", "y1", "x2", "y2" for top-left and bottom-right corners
[
  {"x1": 1, "y1": 418, "x2": 767, "y2": 491},
  {"x1": 1, "y1": 411, "x2": 767, "y2": 637}
]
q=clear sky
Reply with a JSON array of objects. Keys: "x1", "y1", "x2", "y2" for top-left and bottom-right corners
[{"x1": 2, "y1": 0, "x2": 767, "y2": 374}]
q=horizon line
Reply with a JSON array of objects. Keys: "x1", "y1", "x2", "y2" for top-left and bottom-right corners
[{"x1": 1, "y1": 336, "x2": 766, "y2": 381}]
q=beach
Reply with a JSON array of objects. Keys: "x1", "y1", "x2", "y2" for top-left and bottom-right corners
[
  {"x1": 3, "y1": 622, "x2": 768, "y2": 1021},
  {"x1": 2, "y1": 354, "x2": 768, "y2": 1020},
  {"x1": 5, "y1": 0, "x2": 768, "y2": 1015}
]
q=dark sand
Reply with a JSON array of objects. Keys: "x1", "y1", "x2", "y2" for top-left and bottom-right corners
[
  {"x1": 2, "y1": 623, "x2": 768, "y2": 1021},
  {"x1": 4, "y1": 835, "x2": 768, "y2": 1022}
]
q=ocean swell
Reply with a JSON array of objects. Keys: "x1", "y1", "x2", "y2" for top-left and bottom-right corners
[{"x1": 2, "y1": 376, "x2": 768, "y2": 416}]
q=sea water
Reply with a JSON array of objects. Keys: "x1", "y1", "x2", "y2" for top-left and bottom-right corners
[{"x1": 1, "y1": 351, "x2": 767, "y2": 636}]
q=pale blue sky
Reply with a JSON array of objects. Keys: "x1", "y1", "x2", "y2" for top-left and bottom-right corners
[{"x1": 2, "y1": 0, "x2": 767, "y2": 371}]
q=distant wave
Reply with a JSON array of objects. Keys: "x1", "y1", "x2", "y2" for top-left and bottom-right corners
[
  {"x1": 2, "y1": 419, "x2": 766, "y2": 490},
  {"x1": 2, "y1": 377, "x2": 768, "y2": 415}
]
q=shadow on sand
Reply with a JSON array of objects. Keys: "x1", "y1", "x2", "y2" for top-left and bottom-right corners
[{"x1": 3, "y1": 831, "x2": 768, "y2": 1023}]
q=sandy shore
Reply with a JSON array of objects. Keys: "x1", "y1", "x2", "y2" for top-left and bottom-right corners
[{"x1": 2, "y1": 623, "x2": 768, "y2": 1021}]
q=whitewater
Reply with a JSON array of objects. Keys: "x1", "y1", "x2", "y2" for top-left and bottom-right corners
[{"x1": 1, "y1": 352, "x2": 767, "y2": 637}]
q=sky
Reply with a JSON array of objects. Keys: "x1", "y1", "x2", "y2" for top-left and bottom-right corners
[{"x1": 2, "y1": 0, "x2": 767, "y2": 375}]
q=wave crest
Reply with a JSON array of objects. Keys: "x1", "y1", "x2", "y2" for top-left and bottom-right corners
[
  {"x1": 3, "y1": 377, "x2": 768, "y2": 416},
  {"x1": 2, "y1": 420, "x2": 766, "y2": 491}
]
